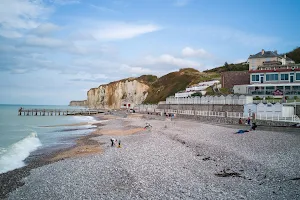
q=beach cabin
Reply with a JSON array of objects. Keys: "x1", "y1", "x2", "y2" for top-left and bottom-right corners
[{"x1": 225, "y1": 95, "x2": 233, "y2": 105}]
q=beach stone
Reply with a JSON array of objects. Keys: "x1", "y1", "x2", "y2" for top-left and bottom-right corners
[{"x1": 5, "y1": 116, "x2": 300, "y2": 200}]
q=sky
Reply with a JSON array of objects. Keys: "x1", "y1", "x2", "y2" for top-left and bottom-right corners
[{"x1": 0, "y1": 0, "x2": 300, "y2": 105}]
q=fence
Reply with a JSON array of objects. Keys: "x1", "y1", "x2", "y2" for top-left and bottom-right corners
[{"x1": 137, "y1": 108, "x2": 300, "y2": 123}]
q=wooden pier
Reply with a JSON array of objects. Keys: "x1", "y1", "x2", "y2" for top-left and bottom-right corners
[{"x1": 18, "y1": 108, "x2": 105, "y2": 116}]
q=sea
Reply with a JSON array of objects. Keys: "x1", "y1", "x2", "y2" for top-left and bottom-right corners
[{"x1": 0, "y1": 104, "x2": 97, "y2": 174}]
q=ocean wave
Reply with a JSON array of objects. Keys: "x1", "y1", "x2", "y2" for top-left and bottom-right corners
[
  {"x1": 0, "y1": 132, "x2": 42, "y2": 174},
  {"x1": 71, "y1": 116, "x2": 97, "y2": 122}
]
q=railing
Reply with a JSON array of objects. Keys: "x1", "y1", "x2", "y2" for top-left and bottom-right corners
[
  {"x1": 253, "y1": 99, "x2": 300, "y2": 104},
  {"x1": 226, "y1": 112, "x2": 249, "y2": 118},
  {"x1": 137, "y1": 108, "x2": 300, "y2": 123}
]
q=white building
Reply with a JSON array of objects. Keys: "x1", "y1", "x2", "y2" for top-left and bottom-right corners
[{"x1": 175, "y1": 80, "x2": 220, "y2": 97}]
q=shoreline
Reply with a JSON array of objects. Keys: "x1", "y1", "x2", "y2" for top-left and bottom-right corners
[
  {"x1": 0, "y1": 114, "x2": 106, "y2": 199},
  {"x1": 0, "y1": 113, "x2": 143, "y2": 199}
]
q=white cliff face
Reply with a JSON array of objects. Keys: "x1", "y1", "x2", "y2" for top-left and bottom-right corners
[{"x1": 87, "y1": 80, "x2": 149, "y2": 109}]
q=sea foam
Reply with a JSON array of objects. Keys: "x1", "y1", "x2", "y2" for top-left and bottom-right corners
[{"x1": 0, "y1": 132, "x2": 42, "y2": 174}]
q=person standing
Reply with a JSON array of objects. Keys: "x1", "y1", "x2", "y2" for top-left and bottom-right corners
[
  {"x1": 247, "y1": 117, "x2": 251, "y2": 125},
  {"x1": 251, "y1": 118, "x2": 257, "y2": 130},
  {"x1": 110, "y1": 138, "x2": 116, "y2": 147}
]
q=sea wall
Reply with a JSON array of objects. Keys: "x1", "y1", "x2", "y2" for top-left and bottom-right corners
[{"x1": 87, "y1": 80, "x2": 149, "y2": 109}]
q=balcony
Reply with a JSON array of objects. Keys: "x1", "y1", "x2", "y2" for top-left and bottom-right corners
[{"x1": 251, "y1": 64, "x2": 300, "y2": 72}]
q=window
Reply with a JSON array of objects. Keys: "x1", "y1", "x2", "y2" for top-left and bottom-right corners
[
  {"x1": 277, "y1": 86, "x2": 284, "y2": 90},
  {"x1": 266, "y1": 86, "x2": 274, "y2": 90},
  {"x1": 280, "y1": 74, "x2": 289, "y2": 81},
  {"x1": 266, "y1": 74, "x2": 278, "y2": 81},
  {"x1": 251, "y1": 74, "x2": 259, "y2": 82},
  {"x1": 296, "y1": 73, "x2": 300, "y2": 80}
]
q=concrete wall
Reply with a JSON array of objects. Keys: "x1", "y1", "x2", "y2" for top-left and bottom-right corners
[
  {"x1": 157, "y1": 104, "x2": 244, "y2": 112},
  {"x1": 221, "y1": 71, "x2": 250, "y2": 88}
]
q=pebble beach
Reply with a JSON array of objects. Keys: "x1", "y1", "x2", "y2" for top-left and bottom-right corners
[{"x1": 1, "y1": 113, "x2": 300, "y2": 199}]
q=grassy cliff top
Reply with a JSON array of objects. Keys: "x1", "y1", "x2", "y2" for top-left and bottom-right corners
[
  {"x1": 287, "y1": 47, "x2": 300, "y2": 64},
  {"x1": 143, "y1": 68, "x2": 220, "y2": 104}
]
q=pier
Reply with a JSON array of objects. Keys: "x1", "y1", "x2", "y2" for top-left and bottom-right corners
[{"x1": 18, "y1": 108, "x2": 105, "y2": 116}]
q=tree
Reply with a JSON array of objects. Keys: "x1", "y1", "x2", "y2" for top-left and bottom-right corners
[{"x1": 224, "y1": 62, "x2": 229, "y2": 67}]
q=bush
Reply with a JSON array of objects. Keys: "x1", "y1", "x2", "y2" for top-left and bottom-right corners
[
  {"x1": 294, "y1": 96, "x2": 298, "y2": 100},
  {"x1": 266, "y1": 96, "x2": 272, "y2": 100},
  {"x1": 191, "y1": 92, "x2": 202, "y2": 97},
  {"x1": 253, "y1": 96, "x2": 262, "y2": 100}
]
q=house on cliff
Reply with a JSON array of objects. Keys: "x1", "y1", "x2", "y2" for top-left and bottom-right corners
[{"x1": 233, "y1": 49, "x2": 300, "y2": 98}]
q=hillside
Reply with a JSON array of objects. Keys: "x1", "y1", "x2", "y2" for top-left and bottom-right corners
[
  {"x1": 204, "y1": 47, "x2": 300, "y2": 74},
  {"x1": 204, "y1": 62, "x2": 249, "y2": 73},
  {"x1": 286, "y1": 47, "x2": 300, "y2": 64},
  {"x1": 143, "y1": 68, "x2": 220, "y2": 104}
]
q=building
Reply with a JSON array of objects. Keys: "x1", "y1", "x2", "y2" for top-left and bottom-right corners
[
  {"x1": 221, "y1": 71, "x2": 250, "y2": 88},
  {"x1": 244, "y1": 49, "x2": 300, "y2": 98},
  {"x1": 174, "y1": 80, "x2": 220, "y2": 98}
]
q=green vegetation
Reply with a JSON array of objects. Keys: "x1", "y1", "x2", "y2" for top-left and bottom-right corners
[
  {"x1": 219, "y1": 87, "x2": 232, "y2": 95},
  {"x1": 204, "y1": 62, "x2": 249, "y2": 73},
  {"x1": 191, "y1": 92, "x2": 202, "y2": 97},
  {"x1": 143, "y1": 68, "x2": 220, "y2": 104},
  {"x1": 286, "y1": 47, "x2": 300, "y2": 64},
  {"x1": 136, "y1": 75, "x2": 158, "y2": 84}
]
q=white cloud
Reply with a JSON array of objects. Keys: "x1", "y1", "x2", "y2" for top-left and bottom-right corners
[
  {"x1": 50, "y1": 0, "x2": 80, "y2": 5},
  {"x1": 144, "y1": 54, "x2": 201, "y2": 68},
  {"x1": 90, "y1": 22, "x2": 161, "y2": 41},
  {"x1": 89, "y1": 4, "x2": 117, "y2": 13},
  {"x1": 182, "y1": 47, "x2": 212, "y2": 58},
  {"x1": 120, "y1": 64, "x2": 152, "y2": 75},
  {"x1": 0, "y1": 30, "x2": 23, "y2": 38},
  {"x1": 0, "y1": 0, "x2": 50, "y2": 30},
  {"x1": 23, "y1": 36, "x2": 70, "y2": 48},
  {"x1": 174, "y1": 0, "x2": 191, "y2": 6},
  {"x1": 31, "y1": 23, "x2": 61, "y2": 36}
]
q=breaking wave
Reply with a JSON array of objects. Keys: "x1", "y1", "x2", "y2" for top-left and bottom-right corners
[{"x1": 0, "y1": 132, "x2": 42, "y2": 174}]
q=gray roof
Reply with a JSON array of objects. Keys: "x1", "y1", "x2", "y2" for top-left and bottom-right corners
[{"x1": 248, "y1": 50, "x2": 280, "y2": 59}]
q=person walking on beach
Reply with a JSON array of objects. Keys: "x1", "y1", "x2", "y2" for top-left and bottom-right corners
[
  {"x1": 110, "y1": 138, "x2": 116, "y2": 147},
  {"x1": 251, "y1": 118, "x2": 257, "y2": 130},
  {"x1": 247, "y1": 117, "x2": 251, "y2": 125}
]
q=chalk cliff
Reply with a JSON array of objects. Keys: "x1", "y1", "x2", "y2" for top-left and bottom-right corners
[
  {"x1": 69, "y1": 100, "x2": 87, "y2": 107},
  {"x1": 86, "y1": 78, "x2": 151, "y2": 109}
]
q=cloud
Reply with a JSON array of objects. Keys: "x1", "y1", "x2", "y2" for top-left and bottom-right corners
[
  {"x1": 174, "y1": 0, "x2": 191, "y2": 6},
  {"x1": 0, "y1": 30, "x2": 23, "y2": 38},
  {"x1": 0, "y1": 0, "x2": 52, "y2": 39},
  {"x1": 144, "y1": 54, "x2": 201, "y2": 68},
  {"x1": 69, "y1": 73, "x2": 108, "y2": 82},
  {"x1": 0, "y1": 0, "x2": 50, "y2": 30},
  {"x1": 89, "y1": 4, "x2": 118, "y2": 13},
  {"x1": 120, "y1": 64, "x2": 152, "y2": 75},
  {"x1": 31, "y1": 23, "x2": 61, "y2": 36},
  {"x1": 22, "y1": 36, "x2": 71, "y2": 48},
  {"x1": 182, "y1": 47, "x2": 212, "y2": 58},
  {"x1": 88, "y1": 22, "x2": 161, "y2": 41},
  {"x1": 50, "y1": 0, "x2": 80, "y2": 5}
]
